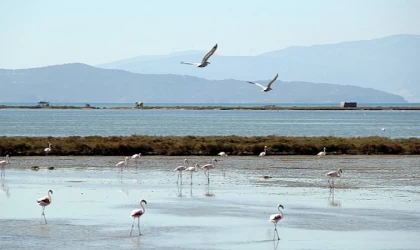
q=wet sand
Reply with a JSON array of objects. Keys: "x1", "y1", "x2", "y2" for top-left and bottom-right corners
[{"x1": 1, "y1": 155, "x2": 419, "y2": 250}]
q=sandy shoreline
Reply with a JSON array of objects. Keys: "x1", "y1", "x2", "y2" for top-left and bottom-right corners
[{"x1": 1, "y1": 155, "x2": 419, "y2": 249}]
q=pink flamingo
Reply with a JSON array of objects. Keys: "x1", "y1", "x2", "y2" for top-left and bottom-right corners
[
  {"x1": 326, "y1": 168, "x2": 343, "y2": 189},
  {"x1": 130, "y1": 199, "x2": 147, "y2": 236},
  {"x1": 37, "y1": 189, "x2": 53, "y2": 224},
  {"x1": 0, "y1": 155, "x2": 10, "y2": 179},
  {"x1": 201, "y1": 159, "x2": 217, "y2": 184},
  {"x1": 185, "y1": 163, "x2": 198, "y2": 185},
  {"x1": 259, "y1": 146, "x2": 267, "y2": 157},
  {"x1": 131, "y1": 153, "x2": 141, "y2": 170},
  {"x1": 44, "y1": 143, "x2": 52, "y2": 155},
  {"x1": 218, "y1": 151, "x2": 228, "y2": 157},
  {"x1": 174, "y1": 159, "x2": 189, "y2": 185},
  {"x1": 116, "y1": 157, "x2": 129, "y2": 171},
  {"x1": 269, "y1": 204, "x2": 284, "y2": 241}
]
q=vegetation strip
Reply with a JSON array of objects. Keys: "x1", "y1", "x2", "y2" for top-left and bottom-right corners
[{"x1": 1, "y1": 135, "x2": 419, "y2": 156}]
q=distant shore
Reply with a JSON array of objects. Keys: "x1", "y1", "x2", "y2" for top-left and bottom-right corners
[{"x1": 1, "y1": 104, "x2": 420, "y2": 111}]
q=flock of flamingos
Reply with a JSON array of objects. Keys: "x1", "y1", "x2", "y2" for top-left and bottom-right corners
[{"x1": 0, "y1": 142, "x2": 343, "y2": 240}]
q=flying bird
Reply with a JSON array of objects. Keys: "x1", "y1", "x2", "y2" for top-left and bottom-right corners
[
  {"x1": 180, "y1": 44, "x2": 218, "y2": 68},
  {"x1": 269, "y1": 204, "x2": 284, "y2": 241},
  {"x1": 130, "y1": 199, "x2": 147, "y2": 236},
  {"x1": 248, "y1": 73, "x2": 279, "y2": 92},
  {"x1": 37, "y1": 189, "x2": 53, "y2": 224}
]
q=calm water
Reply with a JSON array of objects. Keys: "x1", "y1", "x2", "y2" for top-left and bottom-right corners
[
  {"x1": 1, "y1": 155, "x2": 419, "y2": 250},
  {"x1": 0, "y1": 108, "x2": 419, "y2": 138}
]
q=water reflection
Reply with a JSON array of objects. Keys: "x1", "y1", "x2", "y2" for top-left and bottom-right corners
[
  {"x1": 1, "y1": 181, "x2": 10, "y2": 198},
  {"x1": 176, "y1": 183, "x2": 183, "y2": 197},
  {"x1": 328, "y1": 189, "x2": 341, "y2": 207},
  {"x1": 204, "y1": 184, "x2": 215, "y2": 197},
  {"x1": 273, "y1": 238, "x2": 280, "y2": 249}
]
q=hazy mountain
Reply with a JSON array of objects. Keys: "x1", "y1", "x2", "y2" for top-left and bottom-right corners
[
  {"x1": 0, "y1": 63, "x2": 406, "y2": 104},
  {"x1": 98, "y1": 34, "x2": 420, "y2": 102}
]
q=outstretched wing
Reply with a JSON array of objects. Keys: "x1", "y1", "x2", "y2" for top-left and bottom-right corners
[
  {"x1": 266, "y1": 73, "x2": 279, "y2": 89},
  {"x1": 201, "y1": 44, "x2": 218, "y2": 64},
  {"x1": 180, "y1": 61, "x2": 200, "y2": 66},
  {"x1": 248, "y1": 81, "x2": 266, "y2": 90}
]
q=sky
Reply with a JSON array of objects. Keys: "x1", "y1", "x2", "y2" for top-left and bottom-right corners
[{"x1": 0, "y1": 0, "x2": 419, "y2": 69}]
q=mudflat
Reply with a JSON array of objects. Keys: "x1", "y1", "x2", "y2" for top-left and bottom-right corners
[{"x1": 0, "y1": 155, "x2": 419, "y2": 250}]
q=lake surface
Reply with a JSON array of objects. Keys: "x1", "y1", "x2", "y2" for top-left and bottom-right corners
[
  {"x1": 1, "y1": 108, "x2": 419, "y2": 138},
  {"x1": 1, "y1": 155, "x2": 419, "y2": 250}
]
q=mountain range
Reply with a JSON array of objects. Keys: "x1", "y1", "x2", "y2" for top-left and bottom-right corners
[
  {"x1": 0, "y1": 63, "x2": 406, "y2": 104},
  {"x1": 98, "y1": 34, "x2": 420, "y2": 102}
]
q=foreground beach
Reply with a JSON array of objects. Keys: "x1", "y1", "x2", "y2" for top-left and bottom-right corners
[{"x1": 1, "y1": 155, "x2": 419, "y2": 249}]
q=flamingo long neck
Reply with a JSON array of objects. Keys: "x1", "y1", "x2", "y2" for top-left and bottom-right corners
[
  {"x1": 48, "y1": 191, "x2": 52, "y2": 201},
  {"x1": 264, "y1": 147, "x2": 267, "y2": 153},
  {"x1": 48, "y1": 144, "x2": 51, "y2": 149},
  {"x1": 140, "y1": 202, "x2": 146, "y2": 213},
  {"x1": 278, "y1": 206, "x2": 283, "y2": 217},
  {"x1": 6, "y1": 155, "x2": 9, "y2": 163},
  {"x1": 184, "y1": 160, "x2": 189, "y2": 168}
]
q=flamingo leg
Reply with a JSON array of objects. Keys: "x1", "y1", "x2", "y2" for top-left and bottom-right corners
[
  {"x1": 190, "y1": 172, "x2": 193, "y2": 185},
  {"x1": 274, "y1": 226, "x2": 280, "y2": 240},
  {"x1": 41, "y1": 207, "x2": 47, "y2": 224},
  {"x1": 180, "y1": 171, "x2": 183, "y2": 185},
  {"x1": 138, "y1": 218, "x2": 142, "y2": 236},
  {"x1": 130, "y1": 218, "x2": 135, "y2": 236}
]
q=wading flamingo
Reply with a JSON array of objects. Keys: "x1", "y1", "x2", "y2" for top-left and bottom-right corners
[
  {"x1": 130, "y1": 199, "x2": 147, "y2": 236},
  {"x1": 317, "y1": 147, "x2": 326, "y2": 157},
  {"x1": 180, "y1": 44, "x2": 218, "y2": 68},
  {"x1": 44, "y1": 143, "x2": 52, "y2": 155},
  {"x1": 326, "y1": 168, "x2": 342, "y2": 189},
  {"x1": 37, "y1": 189, "x2": 53, "y2": 224},
  {"x1": 201, "y1": 159, "x2": 217, "y2": 184},
  {"x1": 131, "y1": 153, "x2": 141, "y2": 170},
  {"x1": 174, "y1": 159, "x2": 189, "y2": 185},
  {"x1": 116, "y1": 157, "x2": 129, "y2": 171},
  {"x1": 0, "y1": 155, "x2": 10, "y2": 179},
  {"x1": 269, "y1": 204, "x2": 284, "y2": 241},
  {"x1": 218, "y1": 151, "x2": 228, "y2": 157},
  {"x1": 259, "y1": 146, "x2": 267, "y2": 157},
  {"x1": 185, "y1": 163, "x2": 198, "y2": 185}
]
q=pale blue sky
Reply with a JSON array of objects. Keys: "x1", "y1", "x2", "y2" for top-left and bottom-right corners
[{"x1": 0, "y1": 0, "x2": 419, "y2": 69}]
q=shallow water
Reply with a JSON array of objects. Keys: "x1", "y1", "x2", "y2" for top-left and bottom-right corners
[{"x1": 1, "y1": 155, "x2": 419, "y2": 249}]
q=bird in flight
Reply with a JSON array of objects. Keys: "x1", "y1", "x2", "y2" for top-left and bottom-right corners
[
  {"x1": 181, "y1": 44, "x2": 218, "y2": 68},
  {"x1": 248, "y1": 73, "x2": 279, "y2": 92}
]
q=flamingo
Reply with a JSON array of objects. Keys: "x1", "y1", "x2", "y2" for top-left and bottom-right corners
[
  {"x1": 185, "y1": 163, "x2": 198, "y2": 185},
  {"x1": 130, "y1": 199, "x2": 147, "y2": 236},
  {"x1": 326, "y1": 168, "x2": 342, "y2": 189},
  {"x1": 248, "y1": 73, "x2": 278, "y2": 92},
  {"x1": 218, "y1": 151, "x2": 228, "y2": 157},
  {"x1": 116, "y1": 157, "x2": 129, "y2": 171},
  {"x1": 201, "y1": 159, "x2": 217, "y2": 184},
  {"x1": 131, "y1": 153, "x2": 141, "y2": 170},
  {"x1": 44, "y1": 143, "x2": 52, "y2": 155},
  {"x1": 0, "y1": 155, "x2": 10, "y2": 179},
  {"x1": 259, "y1": 146, "x2": 267, "y2": 157},
  {"x1": 37, "y1": 189, "x2": 53, "y2": 224},
  {"x1": 317, "y1": 147, "x2": 326, "y2": 157},
  {"x1": 181, "y1": 44, "x2": 218, "y2": 68},
  {"x1": 269, "y1": 204, "x2": 284, "y2": 241},
  {"x1": 174, "y1": 159, "x2": 189, "y2": 185}
]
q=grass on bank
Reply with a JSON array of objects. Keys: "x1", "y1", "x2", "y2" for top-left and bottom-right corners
[{"x1": 0, "y1": 135, "x2": 419, "y2": 156}]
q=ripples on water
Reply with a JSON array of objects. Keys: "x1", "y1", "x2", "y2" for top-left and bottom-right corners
[{"x1": 1, "y1": 109, "x2": 419, "y2": 138}]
